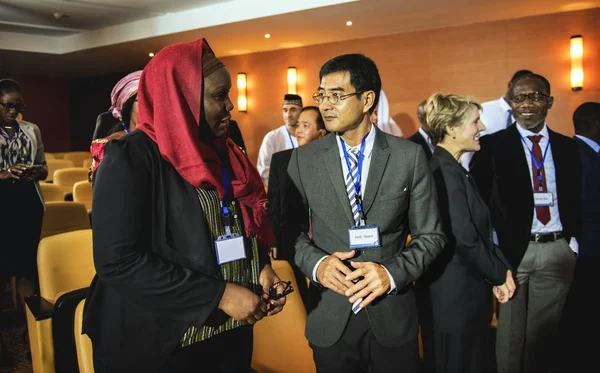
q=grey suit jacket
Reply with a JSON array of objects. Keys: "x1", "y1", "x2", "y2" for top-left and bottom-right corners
[{"x1": 288, "y1": 127, "x2": 446, "y2": 347}]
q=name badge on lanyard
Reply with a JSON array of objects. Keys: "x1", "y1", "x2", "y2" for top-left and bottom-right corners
[
  {"x1": 214, "y1": 163, "x2": 246, "y2": 265},
  {"x1": 520, "y1": 135, "x2": 553, "y2": 208},
  {"x1": 340, "y1": 135, "x2": 381, "y2": 250}
]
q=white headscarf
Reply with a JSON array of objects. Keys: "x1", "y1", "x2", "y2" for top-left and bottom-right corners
[{"x1": 376, "y1": 90, "x2": 403, "y2": 137}]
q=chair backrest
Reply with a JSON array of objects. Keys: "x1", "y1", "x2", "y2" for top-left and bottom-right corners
[
  {"x1": 44, "y1": 159, "x2": 75, "y2": 182},
  {"x1": 54, "y1": 167, "x2": 89, "y2": 195},
  {"x1": 64, "y1": 151, "x2": 92, "y2": 167},
  {"x1": 38, "y1": 229, "x2": 95, "y2": 302},
  {"x1": 45, "y1": 152, "x2": 56, "y2": 160},
  {"x1": 73, "y1": 181, "x2": 93, "y2": 211},
  {"x1": 39, "y1": 183, "x2": 64, "y2": 202},
  {"x1": 82, "y1": 158, "x2": 93, "y2": 170},
  {"x1": 41, "y1": 201, "x2": 91, "y2": 240},
  {"x1": 251, "y1": 260, "x2": 316, "y2": 373},
  {"x1": 53, "y1": 152, "x2": 66, "y2": 159},
  {"x1": 74, "y1": 299, "x2": 94, "y2": 373}
]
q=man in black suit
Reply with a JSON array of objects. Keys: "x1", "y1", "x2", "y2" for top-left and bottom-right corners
[
  {"x1": 471, "y1": 74, "x2": 581, "y2": 373},
  {"x1": 559, "y1": 102, "x2": 600, "y2": 372},
  {"x1": 407, "y1": 99, "x2": 434, "y2": 159},
  {"x1": 267, "y1": 106, "x2": 327, "y2": 305}
]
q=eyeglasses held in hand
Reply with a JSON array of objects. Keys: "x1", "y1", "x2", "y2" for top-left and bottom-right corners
[
  {"x1": 509, "y1": 92, "x2": 549, "y2": 103},
  {"x1": 268, "y1": 281, "x2": 294, "y2": 301},
  {"x1": 312, "y1": 91, "x2": 365, "y2": 105}
]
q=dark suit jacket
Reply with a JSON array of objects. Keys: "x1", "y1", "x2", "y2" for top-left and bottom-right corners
[
  {"x1": 408, "y1": 131, "x2": 433, "y2": 160},
  {"x1": 92, "y1": 111, "x2": 120, "y2": 140},
  {"x1": 267, "y1": 149, "x2": 308, "y2": 261},
  {"x1": 574, "y1": 136, "x2": 600, "y2": 257},
  {"x1": 229, "y1": 119, "x2": 247, "y2": 154},
  {"x1": 83, "y1": 131, "x2": 268, "y2": 372},
  {"x1": 288, "y1": 127, "x2": 446, "y2": 347},
  {"x1": 470, "y1": 124, "x2": 582, "y2": 269},
  {"x1": 428, "y1": 147, "x2": 511, "y2": 332}
]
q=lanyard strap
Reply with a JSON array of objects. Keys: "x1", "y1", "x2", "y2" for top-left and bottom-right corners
[
  {"x1": 520, "y1": 134, "x2": 550, "y2": 187},
  {"x1": 220, "y1": 162, "x2": 232, "y2": 236},
  {"x1": 121, "y1": 122, "x2": 131, "y2": 133},
  {"x1": 287, "y1": 129, "x2": 295, "y2": 149},
  {"x1": 340, "y1": 133, "x2": 369, "y2": 224},
  {"x1": 0, "y1": 123, "x2": 18, "y2": 141}
]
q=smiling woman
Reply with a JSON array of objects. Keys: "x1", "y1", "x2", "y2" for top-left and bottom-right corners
[{"x1": 0, "y1": 78, "x2": 48, "y2": 367}]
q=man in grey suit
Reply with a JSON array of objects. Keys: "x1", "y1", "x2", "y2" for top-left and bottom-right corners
[{"x1": 288, "y1": 53, "x2": 446, "y2": 372}]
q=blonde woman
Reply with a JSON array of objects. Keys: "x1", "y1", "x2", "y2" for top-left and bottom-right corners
[{"x1": 424, "y1": 93, "x2": 515, "y2": 373}]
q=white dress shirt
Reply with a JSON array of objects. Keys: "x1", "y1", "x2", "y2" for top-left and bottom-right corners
[
  {"x1": 312, "y1": 124, "x2": 397, "y2": 296},
  {"x1": 516, "y1": 123, "x2": 578, "y2": 253},
  {"x1": 256, "y1": 124, "x2": 298, "y2": 184},
  {"x1": 575, "y1": 134, "x2": 600, "y2": 153}
]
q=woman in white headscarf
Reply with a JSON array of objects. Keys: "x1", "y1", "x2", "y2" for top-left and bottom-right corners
[{"x1": 371, "y1": 90, "x2": 403, "y2": 137}]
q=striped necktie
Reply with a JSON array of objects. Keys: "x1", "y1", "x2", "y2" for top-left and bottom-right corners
[{"x1": 345, "y1": 147, "x2": 362, "y2": 226}]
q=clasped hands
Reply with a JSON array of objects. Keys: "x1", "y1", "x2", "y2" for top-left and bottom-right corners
[
  {"x1": 492, "y1": 270, "x2": 516, "y2": 303},
  {"x1": 0, "y1": 163, "x2": 45, "y2": 182},
  {"x1": 316, "y1": 250, "x2": 390, "y2": 311}
]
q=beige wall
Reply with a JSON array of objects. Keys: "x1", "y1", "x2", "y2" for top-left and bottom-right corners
[{"x1": 221, "y1": 8, "x2": 599, "y2": 166}]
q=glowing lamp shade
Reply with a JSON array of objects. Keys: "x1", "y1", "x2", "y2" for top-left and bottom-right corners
[
  {"x1": 237, "y1": 73, "x2": 247, "y2": 112},
  {"x1": 570, "y1": 35, "x2": 583, "y2": 91},
  {"x1": 287, "y1": 67, "x2": 297, "y2": 94}
]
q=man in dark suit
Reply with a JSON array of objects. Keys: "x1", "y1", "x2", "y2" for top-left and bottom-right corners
[
  {"x1": 407, "y1": 99, "x2": 435, "y2": 159},
  {"x1": 288, "y1": 53, "x2": 446, "y2": 372},
  {"x1": 470, "y1": 74, "x2": 581, "y2": 373},
  {"x1": 267, "y1": 106, "x2": 328, "y2": 305},
  {"x1": 559, "y1": 102, "x2": 600, "y2": 372}
]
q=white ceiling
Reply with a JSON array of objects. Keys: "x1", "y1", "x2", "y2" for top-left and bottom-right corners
[{"x1": 0, "y1": 0, "x2": 598, "y2": 77}]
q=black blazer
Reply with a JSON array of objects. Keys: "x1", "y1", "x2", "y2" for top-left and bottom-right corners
[
  {"x1": 83, "y1": 131, "x2": 268, "y2": 372},
  {"x1": 266, "y1": 149, "x2": 308, "y2": 261},
  {"x1": 470, "y1": 124, "x2": 582, "y2": 269},
  {"x1": 574, "y1": 136, "x2": 600, "y2": 257},
  {"x1": 408, "y1": 131, "x2": 433, "y2": 160},
  {"x1": 428, "y1": 147, "x2": 511, "y2": 332}
]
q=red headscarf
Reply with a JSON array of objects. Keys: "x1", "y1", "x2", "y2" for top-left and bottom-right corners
[{"x1": 136, "y1": 38, "x2": 273, "y2": 248}]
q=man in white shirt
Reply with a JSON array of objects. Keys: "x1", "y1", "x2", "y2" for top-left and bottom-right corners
[
  {"x1": 256, "y1": 94, "x2": 302, "y2": 184},
  {"x1": 461, "y1": 69, "x2": 533, "y2": 169},
  {"x1": 470, "y1": 74, "x2": 581, "y2": 373}
]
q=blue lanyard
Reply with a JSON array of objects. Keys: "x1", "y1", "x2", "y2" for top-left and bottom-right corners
[
  {"x1": 340, "y1": 133, "x2": 368, "y2": 224},
  {"x1": 220, "y1": 162, "x2": 232, "y2": 236},
  {"x1": 121, "y1": 122, "x2": 131, "y2": 133},
  {"x1": 0, "y1": 123, "x2": 18, "y2": 141},
  {"x1": 520, "y1": 134, "x2": 550, "y2": 189},
  {"x1": 287, "y1": 130, "x2": 295, "y2": 149}
]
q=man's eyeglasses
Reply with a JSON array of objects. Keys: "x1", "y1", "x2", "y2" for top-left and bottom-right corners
[
  {"x1": 268, "y1": 281, "x2": 294, "y2": 301},
  {"x1": 510, "y1": 92, "x2": 550, "y2": 103},
  {"x1": 312, "y1": 91, "x2": 365, "y2": 105},
  {"x1": 0, "y1": 102, "x2": 26, "y2": 113}
]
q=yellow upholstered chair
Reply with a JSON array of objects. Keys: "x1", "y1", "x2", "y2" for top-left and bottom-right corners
[
  {"x1": 73, "y1": 181, "x2": 93, "y2": 211},
  {"x1": 40, "y1": 201, "x2": 90, "y2": 239},
  {"x1": 44, "y1": 159, "x2": 74, "y2": 183},
  {"x1": 82, "y1": 158, "x2": 93, "y2": 170},
  {"x1": 251, "y1": 260, "x2": 316, "y2": 373},
  {"x1": 53, "y1": 167, "x2": 89, "y2": 196},
  {"x1": 52, "y1": 152, "x2": 66, "y2": 159},
  {"x1": 39, "y1": 183, "x2": 64, "y2": 203},
  {"x1": 64, "y1": 151, "x2": 92, "y2": 167},
  {"x1": 74, "y1": 299, "x2": 94, "y2": 373},
  {"x1": 25, "y1": 229, "x2": 95, "y2": 373},
  {"x1": 44, "y1": 153, "x2": 56, "y2": 160}
]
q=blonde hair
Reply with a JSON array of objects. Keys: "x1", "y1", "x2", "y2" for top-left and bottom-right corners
[{"x1": 425, "y1": 93, "x2": 481, "y2": 144}]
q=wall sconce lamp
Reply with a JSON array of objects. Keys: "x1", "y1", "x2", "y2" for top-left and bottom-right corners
[
  {"x1": 570, "y1": 35, "x2": 583, "y2": 91},
  {"x1": 287, "y1": 67, "x2": 297, "y2": 94},
  {"x1": 237, "y1": 72, "x2": 247, "y2": 112}
]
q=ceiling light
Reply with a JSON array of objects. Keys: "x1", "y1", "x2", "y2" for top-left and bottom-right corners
[
  {"x1": 346, "y1": 21, "x2": 352, "y2": 26},
  {"x1": 264, "y1": 34, "x2": 271, "y2": 39},
  {"x1": 148, "y1": 52, "x2": 155, "y2": 57}
]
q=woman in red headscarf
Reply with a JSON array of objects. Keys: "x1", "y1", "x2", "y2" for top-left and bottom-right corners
[{"x1": 83, "y1": 39, "x2": 286, "y2": 373}]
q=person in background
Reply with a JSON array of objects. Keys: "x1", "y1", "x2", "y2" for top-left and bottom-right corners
[
  {"x1": 256, "y1": 94, "x2": 303, "y2": 184},
  {"x1": 83, "y1": 38, "x2": 286, "y2": 373},
  {"x1": 425, "y1": 92, "x2": 515, "y2": 373},
  {"x1": 89, "y1": 70, "x2": 142, "y2": 179},
  {"x1": 228, "y1": 119, "x2": 247, "y2": 154},
  {"x1": 370, "y1": 89, "x2": 403, "y2": 137},
  {"x1": 0, "y1": 78, "x2": 48, "y2": 367},
  {"x1": 408, "y1": 99, "x2": 435, "y2": 159},
  {"x1": 267, "y1": 106, "x2": 328, "y2": 306},
  {"x1": 471, "y1": 74, "x2": 581, "y2": 373}
]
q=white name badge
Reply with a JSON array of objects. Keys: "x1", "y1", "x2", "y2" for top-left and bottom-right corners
[
  {"x1": 348, "y1": 225, "x2": 381, "y2": 249},
  {"x1": 215, "y1": 233, "x2": 246, "y2": 265},
  {"x1": 534, "y1": 192, "x2": 553, "y2": 207}
]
